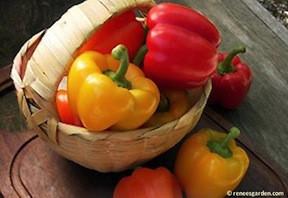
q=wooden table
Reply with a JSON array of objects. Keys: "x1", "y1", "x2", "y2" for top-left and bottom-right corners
[{"x1": 0, "y1": 0, "x2": 288, "y2": 197}]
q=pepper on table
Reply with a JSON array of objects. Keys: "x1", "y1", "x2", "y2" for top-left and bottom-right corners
[
  {"x1": 68, "y1": 44, "x2": 160, "y2": 131},
  {"x1": 175, "y1": 127, "x2": 249, "y2": 198},
  {"x1": 113, "y1": 167, "x2": 183, "y2": 198},
  {"x1": 209, "y1": 46, "x2": 252, "y2": 109},
  {"x1": 141, "y1": 3, "x2": 220, "y2": 88}
]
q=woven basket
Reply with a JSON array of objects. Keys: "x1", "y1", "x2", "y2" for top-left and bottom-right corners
[{"x1": 10, "y1": 0, "x2": 212, "y2": 172}]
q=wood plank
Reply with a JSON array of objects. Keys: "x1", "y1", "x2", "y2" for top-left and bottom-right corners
[
  {"x1": 0, "y1": 130, "x2": 36, "y2": 198},
  {"x1": 242, "y1": 0, "x2": 288, "y2": 46}
]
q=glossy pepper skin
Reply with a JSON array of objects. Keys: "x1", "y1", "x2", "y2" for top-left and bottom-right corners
[
  {"x1": 68, "y1": 45, "x2": 160, "y2": 131},
  {"x1": 145, "y1": 89, "x2": 190, "y2": 127},
  {"x1": 175, "y1": 128, "x2": 249, "y2": 198},
  {"x1": 143, "y1": 3, "x2": 220, "y2": 88},
  {"x1": 55, "y1": 89, "x2": 82, "y2": 126},
  {"x1": 113, "y1": 167, "x2": 182, "y2": 198},
  {"x1": 209, "y1": 47, "x2": 252, "y2": 109},
  {"x1": 78, "y1": 10, "x2": 145, "y2": 58}
]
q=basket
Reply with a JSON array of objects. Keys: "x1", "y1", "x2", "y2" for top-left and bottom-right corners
[{"x1": 10, "y1": 0, "x2": 212, "y2": 172}]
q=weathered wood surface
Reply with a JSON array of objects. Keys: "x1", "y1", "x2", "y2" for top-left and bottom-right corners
[
  {"x1": 0, "y1": 113, "x2": 287, "y2": 198},
  {"x1": 0, "y1": 0, "x2": 288, "y2": 192}
]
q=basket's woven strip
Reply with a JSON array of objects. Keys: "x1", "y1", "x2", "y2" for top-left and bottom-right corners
[
  {"x1": 24, "y1": 86, "x2": 58, "y2": 119},
  {"x1": 11, "y1": 31, "x2": 45, "y2": 90},
  {"x1": 47, "y1": 118, "x2": 59, "y2": 144},
  {"x1": 29, "y1": 110, "x2": 49, "y2": 126},
  {"x1": 58, "y1": 122, "x2": 154, "y2": 141},
  {"x1": 16, "y1": 87, "x2": 51, "y2": 135},
  {"x1": 16, "y1": 90, "x2": 33, "y2": 127},
  {"x1": 10, "y1": 31, "x2": 61, "y2": 143}
]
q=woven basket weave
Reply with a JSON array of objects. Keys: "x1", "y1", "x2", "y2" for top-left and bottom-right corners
[{"x1": 10, "y1": 0, "x2": 212, "y2": 172}]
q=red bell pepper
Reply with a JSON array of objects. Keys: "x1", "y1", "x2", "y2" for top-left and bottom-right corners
[
  {"x1": 56, "y1": 89, "x2": 82, "y2": 126},
  {"x1": 78, "y1": 10, "x2": 145, "y2": 58},
  {"x1": 142, "y1": 3, "x2": 220, "y2": 88},
  {"x1": 113, "y1": 167, "x2": 182, "y2": 198},
  {"x1": 209, "y1": 47, "x2": 252, "y2": 109},
  {"x1": 146, "y1": 3, "x2": 221, "y2": 48}
]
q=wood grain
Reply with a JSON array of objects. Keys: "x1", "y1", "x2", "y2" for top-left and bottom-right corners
[
  {"x1": 0, "y1": 130, "x2": 35, "y2": 198},
  {"x1": 242, "y1": 0, "x2": 288, "y2": 46},
  {"x1": 0, "y1": 112, "x2": 287, "y2": 198}
]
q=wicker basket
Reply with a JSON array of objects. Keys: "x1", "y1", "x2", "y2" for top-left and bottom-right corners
[{"x1": 10, "y1": 0, "x2": 212, "y2": 172}]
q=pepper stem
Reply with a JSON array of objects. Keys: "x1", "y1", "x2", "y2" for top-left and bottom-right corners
[
  {"x1": 207, "y1": 127, "x2": 240, "y2": 158},
  {"x1": 221, "y1": 127, "x2": 240, "y2": 147},
  {"x1": 133, "y1": 45, "x2": 148, "y2": 66},
  {"x1": 107, "y1": 44, "x2": 131, "y2": 89},
  {"x1": 157, "y1": 94, "x2": 170, "y2": 112},
  {"x1": 217, "y1": 46, "x2": 246, "y2": 75}
]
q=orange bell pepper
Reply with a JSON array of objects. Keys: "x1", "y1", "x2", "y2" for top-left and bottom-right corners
[
  {"x1": 68, "y1": 45, "x2": 160, "y2": 131},
  {"x1": 175, "y1": 127, "x2": 249, "y2": 198},
  {"x1": 145, "y1": 89, "x2": 190, "y2": 127}
]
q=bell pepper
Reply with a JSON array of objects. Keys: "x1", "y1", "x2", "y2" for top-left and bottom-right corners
[
  {"x1": 142, "y1": 3, "x2": 220, "y2": 88},
  {"x1": 175, "y1": 127, "x2": 249, "y2": 198},
  {"x1": 68, "y1": 45, "x2": 159, "y2": 131},
  {"x1": 78, "y1": 10, "x2": 145, "y2": 59},
  {"x1": 209, "y1": 47, "x2": 252, "y2": 109},
  {"x1": 144, "y1": 89, "x2": 190, "y2": 127},
  {"x1": 113, "y1": 167, "x2": 183, "y2": 198},
  {"x1": 55, "y1": 89, "x2": 82, "y2": 126}
]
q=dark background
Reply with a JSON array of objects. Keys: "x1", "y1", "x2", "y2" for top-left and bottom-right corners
[{"x1": 0, "y1": 0, "x2": 84, "y2": 67}]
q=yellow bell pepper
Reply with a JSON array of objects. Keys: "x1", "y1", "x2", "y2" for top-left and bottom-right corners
[
  {"x1": 68, "y1": 45, "x2": 160, "y2": 131},
  {"x1": 175, "y1": 127, "x2": 249, "y2": 198},
  {"x1": 144, "y1": 89, "x2": 190, "y2": 127}
]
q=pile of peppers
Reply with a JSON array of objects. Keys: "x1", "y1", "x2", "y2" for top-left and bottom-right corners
[{"x1": 54, "y1": 2, "x2": 253, "y2": 198}]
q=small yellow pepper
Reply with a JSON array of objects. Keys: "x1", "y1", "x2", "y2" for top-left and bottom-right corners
[
  {"x1": 144, "y1": 89, "x2": 190, "y2": 127},
  {"x1": 175, "y1": 127, "x2": 249, "y2": 198},
  {"x1": 68, "y1": 45, "x2": 160, "y2": 131}
]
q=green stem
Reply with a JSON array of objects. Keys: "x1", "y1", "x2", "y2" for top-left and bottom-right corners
[
  {"x1": 220, "y1": 127, "x2": 240, "y2": 147},
  {"x1": 133, "y1": 45, "x2": 148, "y2": 66},
  {"x1": 112, "y1": 45, "x2": 129, "y2": 81},
  {"x1": 106, "y1": 44, "x2": 131, "y2": 89},
  {"x1": 157, "y1": 94, "x2": 170, "y2": 112},
  {"x1": 207, "y1": 127, "x2": 240, "y2": 158},
  {"x1": 217, "y1": 46, "x2": 246, "y2": 75}
]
